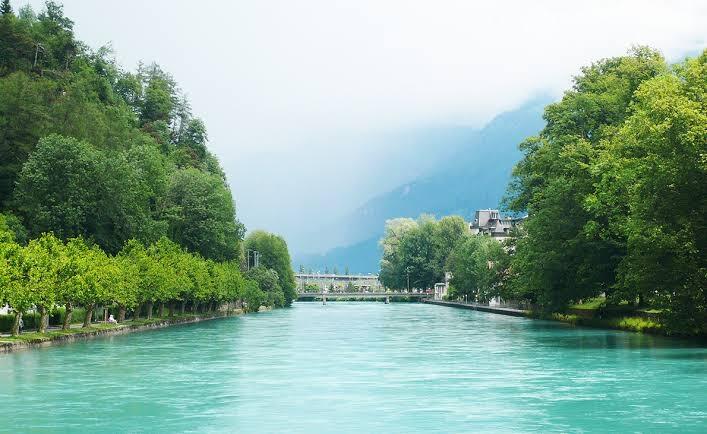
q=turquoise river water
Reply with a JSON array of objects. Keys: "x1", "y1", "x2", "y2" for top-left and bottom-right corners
[{"x1": 1, "y1": 302, "x2": 706, "y2": 433}]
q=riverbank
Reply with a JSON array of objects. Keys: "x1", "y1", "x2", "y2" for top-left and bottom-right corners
[
  {"x1": 423, "y1": 299, "x2": 526, "y2": 316},
  {"x1": 0, "y1": 310, "x2": 243, "y2": 354},
  {"x1": 423, "y1": 299, "x2": 673, "y2": 336}
]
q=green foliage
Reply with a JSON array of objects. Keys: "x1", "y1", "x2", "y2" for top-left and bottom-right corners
[
  {"x1": 0, "y1": 1, "x2": 245, "y2": 263},
  {"x1": 242, "y1": 279, "x2": 265, "y2": 313},
  {"x1": 246, "y1": 266, "x2": 284, "y2": 307},
  {"x1": 379, "y1": 215, "x2": 466, "y2": 290},
  {"x1": 1, "y1": 0, "x2": 12, "y2": 15},
  {"x1": 244, "y1": 230, "x2": 296, "y2": 306},
  {"x1": 500, "y1": 47, "x2": 706, "y2": 333},
  {"x1": 164, "y1": 168, "x2": 244, "y2": 262},
  {"x1": 447, "y1": 234, "x2": 509, "y2": 302}
]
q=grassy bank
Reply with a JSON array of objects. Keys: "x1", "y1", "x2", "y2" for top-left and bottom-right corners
[{"x1": 529, "y1": 311, "x2": 664, "y2": 334}]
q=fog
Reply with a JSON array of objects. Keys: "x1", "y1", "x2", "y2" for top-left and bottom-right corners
[{"x1": 20, "y1": 0, "x2": 707, "y2": 253}]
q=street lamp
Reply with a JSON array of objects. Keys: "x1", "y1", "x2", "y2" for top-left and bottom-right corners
[
  {"x1": 406, "y1": 266, "x2": 413, "y2": 293},
  {"x1": 246, "y1": 249, "x2": 260, "y2": 270}
]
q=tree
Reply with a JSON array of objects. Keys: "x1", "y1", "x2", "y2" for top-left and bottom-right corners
[
  {"x1": 242, "y1": 279, "x2": 264, "y2": 313},
  {"x1": 592, "y1": 51, "x2": 707, "y2": 332},
  {"x1": 1, "y1": 0, "x2": 12, "y2": 15},
  {"x1": 14, "y1": 135, "x2": 102, "y2": 241},
  {"x1": 112, "y1": 255, "x2": 139, "y2": 322},
  {"x1": 22, "y1": 233, "x2": 64, "y2": 332},
  {"x1": 244, "y1": 230, "x2": 296, "y2": 306},
  {"x1": 431, "y1": 216, "x2": 468, "y2": 282},
  {"x1": 379, "y1": 218, "x2": 418, "y2": 289},
  {"x1": 164, "y1": 168, "x2": 244, "y2": 261},
  {"x1": 65, "y1": 239, "x2": 113, "y2": 328},
  {"x1": 138, "y1": 63, "x2": 177, "y2": 126},
  {"x1": 246, "y1": 266, "x2": 284, "y2": 307},
  {"x1": 447, "y1": 235, "x2": 509, "y2": 302},
  {"x1": 58, "y1": 237, "x2": 90, "y2": 329},
  {"x1": 503, "y1": 47, "x2": 666, "y2": 309},
  {"x1": 0, "y1": 219, "x2": 24, "y2": 335},
  {"x1": 0, "y1": 73, "x2": 54, "y2": 206}
]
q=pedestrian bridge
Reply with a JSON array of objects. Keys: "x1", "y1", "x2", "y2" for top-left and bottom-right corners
[{"x1": 296, "y1": 292, "x2": 431, "y2": 301}]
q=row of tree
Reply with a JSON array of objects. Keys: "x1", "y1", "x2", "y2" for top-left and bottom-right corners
[
  {"x1": 379, "y1": 48, "x2": 706, "y2": 334},
  {"x1": 0, "y1": 216, "x2": 295, "y2": 336},
  {"x1": 378, "y1": 215, "x2": 507, "y2": 301}
]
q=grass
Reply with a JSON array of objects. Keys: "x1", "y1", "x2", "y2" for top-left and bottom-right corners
[
  {"x1": 534, "y1": 312, "x2": 663, "y2": 334},
  {"x1": 567, "y1": 296, "x2": 605, "y2": 311}
]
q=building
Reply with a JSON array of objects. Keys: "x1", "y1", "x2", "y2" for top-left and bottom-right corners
[
  {"x1": 434, "y1": 272, "x2": 453, "y2": 300},
  {"x1": 295, "y1": 273, "x2": 384, "y2": 293},
  {"x1": 468, "y1": 209, "x2": 524, "y2": 241}
]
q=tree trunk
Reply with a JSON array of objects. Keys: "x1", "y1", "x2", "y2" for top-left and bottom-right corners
[
  {"x1": 193, "y1": 302, "x2": 199, "y2": 314},
  {"x1": 146, "y1": 301, "x2": 153, "y2": 320},
  {"x1": 118, "y1": 305, "x2": 126, "y2": 323},
  {"x1": 134, "y1": 303, "x2": 142, "y2": 320},
  {"x1": 158, "y1": 302, "x2": 165, "y2": 317},
  {"x1": 168, "y1": 301, "x2": 174, "y2": 318},
  {"x1": 63, "y1": 302, "x2": 73, "y2": 330},
  {"x1": 38, "y1": 305, "x2": 49, "y2": 333},
  {"x1": 180, "y1": 300, "x2": 186, "y2": 315},
  {"x1": 11, "y1": 311, "x2": 22, "y2": 336},
  {"x1": 83, "y1": 304, "x2": 94, "y2": 328}
]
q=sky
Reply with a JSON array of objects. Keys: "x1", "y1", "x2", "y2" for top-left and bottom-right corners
[{"x1": 20, "y1": 0, "x2": 707, "y2": 253}]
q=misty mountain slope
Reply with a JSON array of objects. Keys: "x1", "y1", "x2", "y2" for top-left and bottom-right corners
[{"x1": 293, "y1": 96, "x2": 551, "y2": 273}]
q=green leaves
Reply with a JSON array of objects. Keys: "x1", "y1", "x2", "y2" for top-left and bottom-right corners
[
  {"x1": 447, "y1": 235, "x2": 509, "y2": 302},
  {"x1": 379, "y1": 215, "x2": 467, "y2": 290},
  {"x1": 503, "y1": 47, "x2": 707, "y2": 332},
  {"x1": 165, "y1": 168, "x2": 243, "y2": 262},
  {"x1": 244, "y1": 231, "x2": 296, "y2": 306}
]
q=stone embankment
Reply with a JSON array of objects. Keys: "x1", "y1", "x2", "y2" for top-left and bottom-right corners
[
  {"x1": 0, "y1": 310, "x2": 242, "y2": 354},
  {"x1": 422, "y1": 299, "x2": 527, "y2": 317}
]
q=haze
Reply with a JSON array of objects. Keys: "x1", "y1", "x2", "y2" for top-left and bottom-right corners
[{"x1": 20, "y1": 0, "x2": 707, "y2": 254}]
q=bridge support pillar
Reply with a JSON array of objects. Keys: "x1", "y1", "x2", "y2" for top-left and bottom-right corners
[
  {"x1": 385, "y1": 296, "x2": 390, "y2": 304},
  {"x1": 323, "y1": 294, "x2": 327, "y2": 305}
]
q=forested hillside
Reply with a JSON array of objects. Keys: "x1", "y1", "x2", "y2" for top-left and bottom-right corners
[{"x1": 0, "y1": 1, "x2": 295, "y2": 335}]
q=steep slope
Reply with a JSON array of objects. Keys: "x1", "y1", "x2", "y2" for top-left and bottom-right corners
[{"x1": 293, "y1": 96, "x2": 550, "y2": 273}]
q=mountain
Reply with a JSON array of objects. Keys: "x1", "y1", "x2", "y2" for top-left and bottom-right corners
[{"x1": 293, "y1": 96, "x2": 551, "y2": 273}]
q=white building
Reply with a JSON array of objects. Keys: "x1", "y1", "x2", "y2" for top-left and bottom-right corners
[{"x1": 434, "y1": 272, "x2": 452, "y2": 300}]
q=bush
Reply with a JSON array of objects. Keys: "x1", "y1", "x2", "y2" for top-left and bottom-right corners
[{"x1": 0, "y1": 314, "x2": 15, "y2": 333}]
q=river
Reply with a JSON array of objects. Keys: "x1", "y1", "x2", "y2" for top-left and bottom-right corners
[{"x1": 1, "y1": 302, "x2": 706, "y2": 432}]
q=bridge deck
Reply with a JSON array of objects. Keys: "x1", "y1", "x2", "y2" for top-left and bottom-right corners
[{"x1": 297, "y1": 292, "x2": 430, "y2": 298}]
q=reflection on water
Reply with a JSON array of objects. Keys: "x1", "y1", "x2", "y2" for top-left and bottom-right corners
[{"x1": 1, "y1": 302, "x2": 705, "y2": 433}]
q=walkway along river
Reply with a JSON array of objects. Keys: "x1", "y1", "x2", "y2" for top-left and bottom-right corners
[{"x1": 1, "y1": 302, "x2": 706, "y2": 432}]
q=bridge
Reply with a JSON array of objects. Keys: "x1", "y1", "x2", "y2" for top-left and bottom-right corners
[
  {"x1": 295, "y1": 273, "x2": 384, "y2": 292},
  {"x1": 296, "y1": 292, "x2": 431, "y2": 303}
]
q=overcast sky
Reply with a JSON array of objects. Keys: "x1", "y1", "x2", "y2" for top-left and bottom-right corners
[{"x1": 20, "y1": 0, "x2": 707, "y2": 253}]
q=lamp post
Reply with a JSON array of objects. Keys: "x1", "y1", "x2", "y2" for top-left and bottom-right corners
[
  {"x1": 406, "y1": 266, "x2": 413, "y2": 293},
  {"x1": 246, "y1": 249, "x2": 260, "y2": 270}
]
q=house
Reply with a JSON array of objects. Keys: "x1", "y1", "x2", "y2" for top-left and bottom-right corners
[{"x1": 468, "y1": 209, "x2": 524, "y2": 241}]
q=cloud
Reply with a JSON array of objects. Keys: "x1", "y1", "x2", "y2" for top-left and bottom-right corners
[{"x1": 20, "y1": 0, "x2": 707, "y2": 251}]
